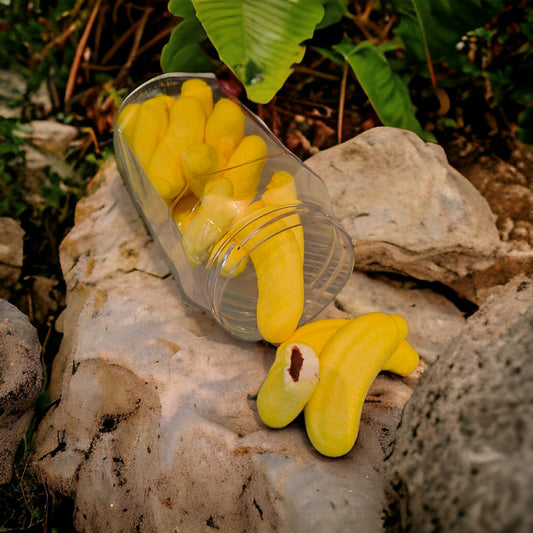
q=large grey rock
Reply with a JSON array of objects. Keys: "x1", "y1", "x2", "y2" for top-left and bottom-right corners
[
  {"x1": 32, "y1": 160, "x2": 416, "y2": 532},
  {"x1": 0, "y1": 217, "x2": 24, "y2": 299},
  {"x1": 384, "y1": 276, "x2": 533, "y2": 532},
  {"x1": 305, "y1": 127, "x2": 501, "y2": 300},
  {"x1": 0, "y1": 299, "x2": 43, "y2": 484}
]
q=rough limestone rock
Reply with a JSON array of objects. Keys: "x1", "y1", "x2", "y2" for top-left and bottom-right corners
[
  {"x1": 0, "y1": 70, "x2": 52, "y2": 119},
  {"x1": 0, "y1": 217, "x2": 24, "y2": 299},
  {"x1": 32, "y1": 161, "x2": 417, "y2": 532},
  {"x1": 0, "y1": 299, "x2": 43, "y2": 484},
  {"x1": 384, "y1": 276, "x2": 533, "y2": 533},
  {"x1": 23, "y1": 120, "x2": 78, "y2": 156},
  {"x1": 305, "y1": 127, "x2": 501, "y2": 299}
]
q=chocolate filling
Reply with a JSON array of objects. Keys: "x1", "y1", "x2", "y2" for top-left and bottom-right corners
[{"x1": 288, "y1": 345, "x2": 304, "y2": 382}]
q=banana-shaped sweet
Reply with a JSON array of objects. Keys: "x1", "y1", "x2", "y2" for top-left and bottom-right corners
[
  {"x1": 287, "y1": 317, "x2": 419, "y2": 375},
  {"x1": 171, "y1": 193, "x2": 199, "y2": 234},
  {"x1": 223, "y1": 135, "x2": 268, "y2": 202},
  {"x1": 145, "y1": 95, "x2": 206, "y2": 202},
  {"x1": 262, "y1": 170, "x2": 304, "y2": 259},
  {"x1": 257, "y1": 342, "x2": 319, "y2": 428},
  {"x1": 116, "y1": 103, "x2": 140, "y2": 147},
  {"x1": 181, "y1": 77, "x2": 213, "y2": 117},
  {"x1": 181, "y1": 142, "x2": 225, "y2": 198},
  {"x1": 205, "y1": 98, "x2": 246, "y2": 163},
  {"x1": 250, "y1": 216, "x2": 304, "y2": 344},
  {"x1": 181, "y1": 177, "x2": 237, "y2": 267},
  {"x1": 304, "y1": 313, "x2": 409, "y2": 457},
  {"x1": 131, "y1": 96, "x2": 169, "y2": 172}
]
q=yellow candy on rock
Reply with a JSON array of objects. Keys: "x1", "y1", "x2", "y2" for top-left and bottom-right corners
[
  {"x1": 304, "y1": 313, "x2": 409, "y2": 458},
  {"x1": 257, "y1": 342, "x2": 319, "y2": 429}
]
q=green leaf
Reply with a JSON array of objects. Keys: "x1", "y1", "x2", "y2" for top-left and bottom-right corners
[
  {"x1": 168, "y1": 0, "x2": 196, "y2": 18},
  {"x1": 333, "y1": 39, "x2": 436, "y2": 142},
  {"x1": 393, "y1": 0, "x2": 505, "y2": 64},
  {"x1": 160, "y1": 16, "x2": 213, "y2": 73},
  {"x1": 317, "y1": 0, "x2": 349, "y2": 29},
  {"x1": 192, "y1": 0, "x2": 325, "y2": 104}
]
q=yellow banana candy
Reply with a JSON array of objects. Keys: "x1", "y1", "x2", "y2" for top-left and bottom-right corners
[
  {"x1": 382, "y1": 339, "x2": 419, "y2": 375},
  {"x1": 181, "y1": 78, "x2": 214, "y2": 117},
  {"x1": 208, "y1": 202, "x2": 304, "y2": 341},
  {"x1": 262, "y1": 170, "x2": 304, "y2": 259},
  {"x1": 223, "y1": 135, "x2": 268, "y2": 202},
  {"x1": 171, "y1": 193, "x2": 199, "y2": 234},
  {"x1": 182, "y1": 177, "x2": 238, "y2": 267},
  {"x1": 155, "y1": 93, "x2": 175, "y2": 112},
  {"x1": 181, "y1": 142, "x2": 225, "y2": 198},
  {"x1": 210, "y1": 237, "x2": 250, "y2": 278},
  {"x1": 131, "y1": 96, "x2": 170, "y2": 172},
  {"x1": 250, "y1": 216, "x2": 304, "y2": 345},
  {"x1": 287, "y1": 317, "x2": 419, "y2": 375},
  {"x1": 257, "y1": 342, "x2": 319, "y2": 429},
  {"x1": 286, "y1": 318, "x2": 351, "y2": 354},
  {"x1": 207, "y1": 202, "x2": 269, "y2": 279},
  {"x1": 147, "y1": 95, "x2": 206, "y2": 202},
  {"x1": 205, "y1": 98, "x2": 246, "y2": 163},
  {"x1": 304, "y1": 312, "x2": 408, "y2": 457},
  {"x1": 116, "y1": 103, "x2": 140, "y2": 147}
]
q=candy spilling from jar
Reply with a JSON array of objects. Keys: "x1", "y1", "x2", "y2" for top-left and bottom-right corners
[
  {"x1": 117, "y1": 78, "x2": 304, "y2": 345},
  {"x1": 256, "y1": 312, "x2": 420, "y2": 457}
]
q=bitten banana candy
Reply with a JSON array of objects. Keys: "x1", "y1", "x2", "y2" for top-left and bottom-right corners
[{"x1": 257, "y1": 342, "x2": 319, "y2": 429}]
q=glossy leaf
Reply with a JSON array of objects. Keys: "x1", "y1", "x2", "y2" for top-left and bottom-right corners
[
  {"x1": 160, "y1": 16, "x2": 213, "y2": 73},
  {"x1": 333, "y1": 39, "x2": 435, "y2": 142},
  {"x1": 168, "y1": 0, "x2": 196, "y2": 18},
  {"x1": 191, "y1": 0, "x2": 325, "y2": 103},
  {"x1": 317, "y1": 0, "x2": 349, "y2": 29}
]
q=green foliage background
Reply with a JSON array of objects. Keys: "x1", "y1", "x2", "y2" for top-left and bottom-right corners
[{"x1": 161, "y1": 0, "x2": 532, "y2": 144}]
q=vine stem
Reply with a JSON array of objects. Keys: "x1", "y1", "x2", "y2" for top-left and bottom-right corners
[
  {"x1": 65, "y1": 0, "x2": 103, "y2": 103},
  {"x1": 337, "y1": 61, "x2": 349, "y2": 145}
]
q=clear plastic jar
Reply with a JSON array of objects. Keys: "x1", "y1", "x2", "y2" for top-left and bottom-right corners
[{"x1": 114, "y1": 73, "x2": 354, "y2": 342}]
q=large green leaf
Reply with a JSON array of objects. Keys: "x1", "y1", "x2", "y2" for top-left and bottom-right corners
[
  {"x1": 160, "y1": 15, "x2": 213, "y2": 73},
  {"x1": 191, "y1": 0, "x2": 325, "y2": 104},
  {"x1": 333, "y1": 39, "x2": 435, "y2": 142}
]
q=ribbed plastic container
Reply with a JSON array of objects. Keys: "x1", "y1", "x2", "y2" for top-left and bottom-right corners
[{"x1": 114, "y1": 73, "x2": 354, "y2": 342}]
